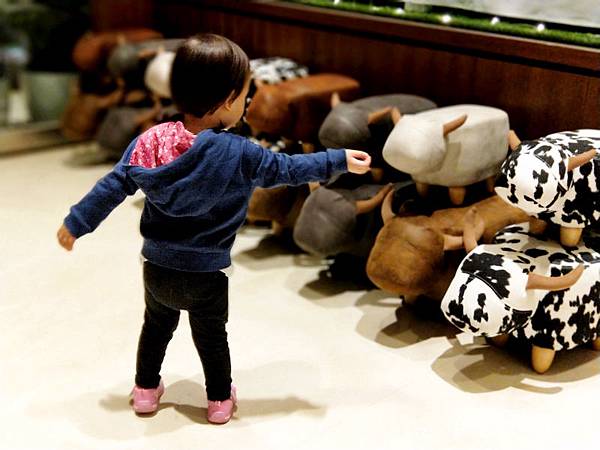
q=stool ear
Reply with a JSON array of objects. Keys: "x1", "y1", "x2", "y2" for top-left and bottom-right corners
[
  {"x1": 567, "y1": 149, "x2": 597, "y2": 171},
  {"x1": 462, "y1": 207, "x2": 484, "y2": 253},
  {"x1": 526, "y1": 265, "x2": 584, "y2": 291},
  {"x1": 443, "y1": 114, "x2": 467, "y2": 137},
  {"x1": 308, "y1": 182, "x2": 320, "y2": 193},
  {"x1": 331, "y1": 92, "x2": 341, "y2": 108},
  {"x1": 442, "y1": 234, "x2": 464, "y2": 251},
  {"x1": 355, "y1": 184, "x2": 393, "y2": 215},
  {"x1": 508, "y1": 130, "x2": 521, "y2": 151},
  {"x1": 391, "y1": 107, "x2": 402, "y2": 125},
  {"x1": 381, "y1": 189, "x2": 396, "y2": 225},
  {"x1": 367, "y1": 107, "x2": 392, "y2": 125}
]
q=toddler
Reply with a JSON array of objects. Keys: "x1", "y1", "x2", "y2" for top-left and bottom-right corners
[{"x1": 57, "y1": 33, "x2": 371, "y2": 424}]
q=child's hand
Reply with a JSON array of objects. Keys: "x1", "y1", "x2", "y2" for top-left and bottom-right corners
[
  {"x1": 345, "y1": 149, "x2": 371, "y2": 175},
  {"x1": 57, "y1": 224, "x2": 76, "y2": 251}
]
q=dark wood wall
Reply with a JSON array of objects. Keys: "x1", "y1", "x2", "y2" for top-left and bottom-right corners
[
  {"x1": 104, "y1": 0, "x2": 600, "y2": 140},
  {"x1": 91, "y1": 0, "x2": 155, "y2": 31}
]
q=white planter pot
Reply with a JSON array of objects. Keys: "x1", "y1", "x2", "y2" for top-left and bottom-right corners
[
  {"x1": 24, "y1": 71, "x2": 77, "y2": 122},
  {"x1": 0, "y1": 78, "x2": 7, "y2": 125}
]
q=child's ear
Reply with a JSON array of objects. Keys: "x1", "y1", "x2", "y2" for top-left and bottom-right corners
[{"x1": 223, "y1": 91, "x2": 238, "y2": 111}]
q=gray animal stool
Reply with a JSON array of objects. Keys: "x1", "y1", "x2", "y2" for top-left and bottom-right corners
[{"x1": 318, "y1": 94, "x2": 437, "y2": 154}]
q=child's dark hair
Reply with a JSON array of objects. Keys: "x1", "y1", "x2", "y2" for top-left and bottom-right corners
[{"x1": 170, "y1": 34, "x2": 250, "y2": 118}]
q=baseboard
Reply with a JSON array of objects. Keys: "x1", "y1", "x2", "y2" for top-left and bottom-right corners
[{"x1": 0, "y1": 121, "x2": 73, "y2": 156}]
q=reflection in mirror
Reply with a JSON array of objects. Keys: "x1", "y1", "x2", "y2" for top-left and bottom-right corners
[
  {"x1": 286, "y1": 1, "x2": 600, "y2": 48},
  {"x1": 0, "y1": 0, "x2": 88, "y2": 154}
]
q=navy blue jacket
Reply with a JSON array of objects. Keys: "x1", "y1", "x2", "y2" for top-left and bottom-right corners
[{"x1": 64, "y1": 129, "x2": 348, "y2": 271}]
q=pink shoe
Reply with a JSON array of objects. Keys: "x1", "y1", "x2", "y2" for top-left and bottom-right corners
[
  {"x1": 207, "y1": 385, "x2": 237, "y2": 424},
  {"x1": 131, "y1": 379, "x2": 164, "y2": 414}
]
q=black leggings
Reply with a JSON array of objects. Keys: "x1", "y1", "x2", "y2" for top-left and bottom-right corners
[{"x1": 135, "y1": 261, "x2": 232, "y2": 401}]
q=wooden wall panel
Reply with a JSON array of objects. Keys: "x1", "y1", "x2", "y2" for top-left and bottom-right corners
[
  {"x1": 154, "y1": 1, "x2": 600, "y2": 139},
  {"x1": 91, "y1": 0, "x2": 155, "y2": 31}
]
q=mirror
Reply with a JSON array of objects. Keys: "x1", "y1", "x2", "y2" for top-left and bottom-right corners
[{"x1": 0, "y1": 0, "x2": 89, "y2": 153}]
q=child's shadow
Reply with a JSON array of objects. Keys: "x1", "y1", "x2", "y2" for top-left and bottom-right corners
[
  {"x1": 233, "y1": 230, "x2": 304, "y2": 271},
  {"x1": 431, "y1": 336, "x2": 600, "y2": 394},
  {"x1": 98, "y1": 379, "x2": 209, "y2": 423},
  {"x1": 100, "y1": 378, "x2": 323, "y2": 431}
]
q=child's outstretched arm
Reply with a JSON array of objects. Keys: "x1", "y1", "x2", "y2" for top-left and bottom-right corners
[
  {"x1": 241, "y1": 138, "x2": 371, "y2": 188},
  {"x1": 57, "y1": 142, "x2": 139, "y2": 251}
]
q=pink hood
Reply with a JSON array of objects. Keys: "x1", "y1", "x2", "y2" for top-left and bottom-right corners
[{"x1": 129, "y1": 121, "x2": 196, "y2": 168}]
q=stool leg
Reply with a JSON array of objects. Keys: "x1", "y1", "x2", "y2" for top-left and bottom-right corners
[
  {"x1": 560, "y1": 226, "x2": 583, "y2": 247},
  {"x1": 449, "y1": 186, "x2": 466, "y2": 205},
  {"x1": 415, "y1": 182, "x2": 429, "y2": 198},
  {"x1": 528, "y1": 217, "x2": 548, "y2": 235},
  {"x1": 486, "y1": 176, "x2": 496, "y2": 193},
  {"x1": 489, "y1": 334, "x2": 509, "y2": 348},
  {"x1": 531, "y1": 345, "x2": 555, "y2": 374}
]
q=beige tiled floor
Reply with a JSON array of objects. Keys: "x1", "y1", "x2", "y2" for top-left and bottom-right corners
[{"x1": 1, "y1": 144, "x2": 599, "y2": 450}]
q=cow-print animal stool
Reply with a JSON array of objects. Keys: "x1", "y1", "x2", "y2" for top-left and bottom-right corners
[
  {"x1": 441, "y1": 219, "x2": 600, "y2": 373},
  {"x1": 495, "y1": 129, "x2": 600, "y2": 247}
]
